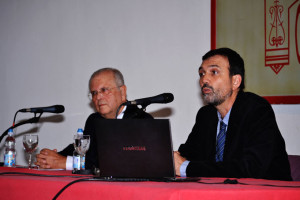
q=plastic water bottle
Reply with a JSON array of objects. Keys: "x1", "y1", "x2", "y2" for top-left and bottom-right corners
[
  {"x1": 76, "y1": 129, "x2": 87, "y2": 170},
  {"x1": 3, "y1": 129, "x2": 16, "y2": 167},
  {"x1": 80, "y1": 153, "x2": 86, "y2": 170},
  {"x1": 73, "y1": 128, "x2": 83, "y2": 172},
  {"x1": 72, "y1": 150, "x2": 80, "y2": 172}
]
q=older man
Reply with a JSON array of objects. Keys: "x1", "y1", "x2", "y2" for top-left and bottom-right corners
[
  {"x1": 174, "y1": 48, "x2": 291, "y2": 181},
  {"x1": 36, "y1": 68, "x2": 152, "y2": 170}
]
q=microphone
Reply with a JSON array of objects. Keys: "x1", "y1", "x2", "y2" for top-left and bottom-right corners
[
  {"x1": 123, "y1": 93, "x2": 174, "y2": 106},
  {"x1": 19, "y1": 105, "x2": 65, "y2": 113}
]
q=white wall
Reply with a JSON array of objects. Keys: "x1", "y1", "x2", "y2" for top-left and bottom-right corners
[
  {"x1": 0, "y1": 0, "x2": 299, "y2": 166},
  {"x1": 272, "y1": 105, "x2": 300, "y2": 155}
]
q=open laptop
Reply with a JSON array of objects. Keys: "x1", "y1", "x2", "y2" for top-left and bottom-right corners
[{"x1": 93, "y1": 119, "x2": 199, "y2": 182}]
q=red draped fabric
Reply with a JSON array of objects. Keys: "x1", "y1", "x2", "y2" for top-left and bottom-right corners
[{"x1": 1, "y1": 166, "x2": 300, "y2": 200}]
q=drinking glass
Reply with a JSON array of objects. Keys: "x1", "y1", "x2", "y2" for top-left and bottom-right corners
[
  {"x1": 23, "y1": 134, "x2": 39, "y2": 169},
  {"x1": 74, "y1": 135, "x2": 90, "y2": 170}
]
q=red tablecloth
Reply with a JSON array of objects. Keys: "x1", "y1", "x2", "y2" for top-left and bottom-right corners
[{"x1": 1, "y1": 166, "x2": 300, "y2": 200}]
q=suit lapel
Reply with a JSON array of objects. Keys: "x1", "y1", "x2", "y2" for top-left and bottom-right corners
[{"x1": 223, "y1": 91, "x2": 244, "y2": 160}]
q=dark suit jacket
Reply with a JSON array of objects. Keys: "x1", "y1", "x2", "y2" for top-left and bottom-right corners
[
  {"x1": 179, "y1": 91, "x2": 292, "y2": 181},
  {"x1": 59, "y1": 105, "x2": 153, "y2": 170}
]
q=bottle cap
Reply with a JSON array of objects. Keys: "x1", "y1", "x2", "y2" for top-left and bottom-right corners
[
  {"x1": 77, "y1": 128, "x2": 83, "y2": 134},
  {"x1": 8, "y1": 128, "x2": 13, "y2": 136}
]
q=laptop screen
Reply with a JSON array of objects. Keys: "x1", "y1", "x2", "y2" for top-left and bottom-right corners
[{"x1": 94, "y1": 119, "x2": 175, "y2": 178}]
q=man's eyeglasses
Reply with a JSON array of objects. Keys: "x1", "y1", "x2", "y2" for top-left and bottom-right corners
[{"x1": 88, "y1": 86, "x2": 120, "y2": 99}]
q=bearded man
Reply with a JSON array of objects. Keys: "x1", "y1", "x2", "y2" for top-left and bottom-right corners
[{"x1": 174, "y1": 48, "x2": 292, "y2": 181}]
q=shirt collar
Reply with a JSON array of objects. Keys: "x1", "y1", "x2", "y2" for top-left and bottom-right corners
[
  {"x1": 217, "y1": 108, "x2": 232, "y2": 126},
  {"x1": 117, "y1": 105, "x2": 127, "y2": 119}
]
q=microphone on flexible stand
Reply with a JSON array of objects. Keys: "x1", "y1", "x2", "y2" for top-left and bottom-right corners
[
  {"x1": 122, "y1": 93, "x2": 174, "y2": 107},
  {"x1": 19, "y1": 105, "x2": 65, "y2": 113},
  {"x1": 0, "y1": 105, "x2": 65, "y2": 144},
  {"x1": 115, "y1": 93, "x2": 174, "y2": 118}
]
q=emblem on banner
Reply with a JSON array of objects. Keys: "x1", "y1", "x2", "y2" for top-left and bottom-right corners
[
  {"x1": 265, "y1": 0, "x2": 288, "y2": 74},
  {"x1": 265, "y1": 0, "x2": 300, "y2": 74}
]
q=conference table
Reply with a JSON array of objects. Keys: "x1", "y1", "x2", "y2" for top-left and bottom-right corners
[{"x1": 1, "y1": 166, "x2": 300, "y2": 200}]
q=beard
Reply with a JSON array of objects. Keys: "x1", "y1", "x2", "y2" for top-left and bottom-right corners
[{"x1": 201, "y1": 84, "x2": 233, "y2": 106}]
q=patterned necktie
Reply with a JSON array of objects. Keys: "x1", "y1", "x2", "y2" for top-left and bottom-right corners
[{"x1": 215, "y1": 121, "x2": 227, "y2": 162}]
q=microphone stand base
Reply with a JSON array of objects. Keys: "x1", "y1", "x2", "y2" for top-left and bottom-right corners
[{"x1": 72, "y1": 169, "x2": 92, "y2": 175}]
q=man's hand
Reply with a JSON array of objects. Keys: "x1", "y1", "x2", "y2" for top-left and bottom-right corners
[
  {"x1": 35, "y1": 148, "x2": 67, "y2": 169},
  {"x1": 173, "y1": 151, "x2": 187, "y2": 176}
]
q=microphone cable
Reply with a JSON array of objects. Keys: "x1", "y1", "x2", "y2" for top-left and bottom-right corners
[
  {"x1": 52, "y1": 177, "x2": 157, "y2": 200},
  {"x1": 0, "y1": 171, "x2": 92, "y2": 178},
  {"x1": 12, "y1": 110, "x2": 19, "y2": 127},
  {"x1": 50, "y1": 177, "x2": 300, "y2": 200},
  {"x1": 52, "y1": 178, "x2": 98, "y2": 200},
  {"x1": 197, "y1": 178, "x2": 300, "y2": 188},
  {"x1": 0, "y1": 110, "x2": 20, "y2": 143}
]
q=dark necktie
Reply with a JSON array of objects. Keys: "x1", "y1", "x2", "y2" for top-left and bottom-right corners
[{"x1": 215, "y1": 121, "x2": 227, "y2": 162}]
